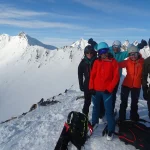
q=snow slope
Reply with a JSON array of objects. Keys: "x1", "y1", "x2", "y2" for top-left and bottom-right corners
[
  {"x1": 0, "y1": 81, "x2": 149, "y2": 150},
  {"x1": 0, "y1": 34, "x2": 87, "y2": 122},
  {"x1": 0, "y1": 36, "x2": 150, "y2": 150}
]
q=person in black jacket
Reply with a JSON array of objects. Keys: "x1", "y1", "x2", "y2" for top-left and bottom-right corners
[
  {"x1": 78, "y1": 45, "x2": 97, "y2": 115},
  {"x1": 142, "y1": 56, "x2": 150, "y2": 118}
]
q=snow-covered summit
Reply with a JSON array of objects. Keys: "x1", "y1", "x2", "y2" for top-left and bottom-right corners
[
  {"x1": 0, "y1": 32, "x2": 57, "y2": 51},
  {"x1": 71, "y1": 38, "x2": 88, "y2": 49},
  {"x1": 19, "y1": 32, "x2": 57, "y2": 50}
]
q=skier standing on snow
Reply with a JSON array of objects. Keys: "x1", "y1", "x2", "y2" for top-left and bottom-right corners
[
  {"x1": 142, "y1": 56, "x2": 150, "y2": 118},
  {"x1": 91, "y1": 40, "x2": 128, "y2": 120},
  {"x1": 118, "y1": 45, "x2": 144, "y2": 121},
  {"x1": 89, "y1": 42, "x2": 119, "y2": 140},
  {"x1": 78, "y1": 45, "x2": 97, "y2": 116}
]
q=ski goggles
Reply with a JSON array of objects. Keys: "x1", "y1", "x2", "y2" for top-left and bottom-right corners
[
  {"x1": 98, "y1": 48, "x2": 109, "y2": 55},
  {"x1": 129, "y1": 52, "x2": 139, "y2": 57},
  {"x1": 85, "y1": 50, "x2": 94, "y2": 54},
  {"x1": 112, "y1": 45, "x2": 121, "y2": 48}
]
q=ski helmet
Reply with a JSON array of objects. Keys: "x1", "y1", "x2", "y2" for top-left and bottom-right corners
[
  {"x1": 96, "y1": 42, "x2": 109, "y2": 55},
  {"x1": 112, "y1": 40, "x2": 121, "y2": 48},
  {"x1": 84, "y1": 45, "x2": 96, "y2": 55},
  {"x1": 128, "y1": 44, "x2": 138, "y2": 54}
]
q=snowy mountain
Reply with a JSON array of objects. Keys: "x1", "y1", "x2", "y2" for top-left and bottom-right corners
[
  {"x1": 0, "y1": 34, "x2": 86, "y2": 122},
  {"x1": 71, "y1": 38, "x2": 88, "y2": 49},
  {"x1": 0, "y1": 36, "x2": 150, "y2": 150}
]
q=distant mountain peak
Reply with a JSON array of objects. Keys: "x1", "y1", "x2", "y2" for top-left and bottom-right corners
[
  {"x1": 18, "y1": 31, "x2": 26, "y2": 37},
  {"x1": 71, "y1": 38, "x2": 88, "y2": 49},
  {"x1": 17, "y1": 32, "x2": 57, "y2": 50}
]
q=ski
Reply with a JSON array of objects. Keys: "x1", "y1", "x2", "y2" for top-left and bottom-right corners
[{"x1": 54, "y1": 123, "x2": 70, "y2": 150}]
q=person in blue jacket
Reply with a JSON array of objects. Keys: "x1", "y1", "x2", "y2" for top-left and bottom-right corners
[{"x1": 95, "y1": 40, "x2": 129, "y2": 114}]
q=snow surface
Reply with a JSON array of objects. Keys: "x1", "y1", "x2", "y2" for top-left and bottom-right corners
[
  {"x1": 0, "y1": 81, "x2": 149, "y2": 150},
  {"x1": 0, "y1": 35, "x2": 150, "y2": 150}
]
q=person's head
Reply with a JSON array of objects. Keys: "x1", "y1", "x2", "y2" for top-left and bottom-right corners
[
  {"x1": 112, "y1": 40, "x2": 121, "y2": 53},
  {"x1": 84, "y1": 45, "x2": 96, "y2": 59},
  {"x1": 97, "y1": 42, "x2": 109, "y2": 59},
  {"x1": 128, "y1": 44, "x2": 139, "y2": 61}
]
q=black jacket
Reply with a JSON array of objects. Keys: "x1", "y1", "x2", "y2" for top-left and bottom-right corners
[
  {"x1": 78, "y1": 57, "x2": 97, "y2": 93},
  {"x1": 142, "y1": 56, "x2": 150, "y2": 91}
]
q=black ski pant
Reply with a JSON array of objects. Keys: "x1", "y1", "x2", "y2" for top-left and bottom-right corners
[
  {"x1": 119, "y1": 86, "x2": 140, "y2": 121},
  {"x1": 82, "y1": 91, "x2": 105, "y2": 117},
  {"x1": 82, "y1": 91, "x2": 91, "y2": 115},
  {"x1": 147, "y1": 91, "x2": 150, "y2": 118}
]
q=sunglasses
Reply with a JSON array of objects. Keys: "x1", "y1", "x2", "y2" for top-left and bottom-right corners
[
  {"x1": 85, "y1": 51, "x2": 94, "y2": 54},
  {"x1": 113, "y1": 45, "x2": 120, "y2": 49},
  {"x1": 129, "y1": 52, "x2": 138, "y2": 57}
]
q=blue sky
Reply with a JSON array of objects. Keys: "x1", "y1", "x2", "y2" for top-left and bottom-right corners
[{"x1": 0, "y1": 0, "x2": 150, "y2": 47}]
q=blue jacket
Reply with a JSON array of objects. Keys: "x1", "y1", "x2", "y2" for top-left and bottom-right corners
[
  {"x1": 109, "y1": 47, "x2": 128, "y2": 62},
  {"x1": 109, "y1": 46, "x2": 128, "y2": 77}
]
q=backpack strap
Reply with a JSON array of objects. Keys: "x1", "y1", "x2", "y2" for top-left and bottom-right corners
[{"x1": 67, "y1": 111, "x2": 74, "y2": 124}]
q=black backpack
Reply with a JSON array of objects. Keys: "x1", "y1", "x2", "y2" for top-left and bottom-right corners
[
  {"x1": 67, "y1": 111, "x2": 88, "y2": 150},
  {"x1": 116, "y1": 119, "x2": 150, "y2": 150},
  {"x1": 54, "y1": 111, "x2": 89, "y2": 150}
]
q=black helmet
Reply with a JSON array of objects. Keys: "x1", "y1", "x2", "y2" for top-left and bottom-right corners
[{"x1": 84, "y1": 45, "x2": 96, "y2": 56}]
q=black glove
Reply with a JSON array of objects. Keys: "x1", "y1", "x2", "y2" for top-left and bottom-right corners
[
  {"x1": 143, "y1": 91, "x2": 148, "y2": 101},
  {"x1": 88, "y1": 38, "x2": 97, "y2": 48},
  {"x1": 104, "y1": 90, "x2": 111, "y2": 94},
  {"x1": 80, "y1": 87, "x2": 84, "y2": 92},
  {"x1": 89, "y1": 89, "x2": 96, "y2": 95},
  {"x1": 141, "y1": 39, "x2": 147, "y2": 47},
  {"x1": 88, "y1": 38, "x2": 94, "y2": 44}
]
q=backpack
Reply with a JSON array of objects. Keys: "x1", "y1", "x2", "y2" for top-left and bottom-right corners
[
  {"x1": 116, "y1": 119, "x2": 150, "y2": 150},
  {"x1": 54, "y1": 111, "x2": 89, "y2": 150},
  {"x1": 67, "y1": 111, "x2": 89, "y2": 150}
]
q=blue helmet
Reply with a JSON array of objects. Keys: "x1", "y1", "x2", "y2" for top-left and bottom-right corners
[
  {"x1": 96, "y1": 42, "x2": 109, "y2": 55},
  {"x1": 96, "y1": 42, "x2": 109, "y2": 50}
]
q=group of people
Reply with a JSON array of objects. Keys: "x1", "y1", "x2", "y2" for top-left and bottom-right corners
[{"x1": 78, "y1": 39, "x2": 150, "y2": 141}]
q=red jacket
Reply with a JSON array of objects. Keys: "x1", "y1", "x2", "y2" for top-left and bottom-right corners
[
  {"x1": 89, "y1": 58, "x2": 119, "y2": 93},
  {"x1": 119, "y1": 57, "x2": 144, "y2": 88}
]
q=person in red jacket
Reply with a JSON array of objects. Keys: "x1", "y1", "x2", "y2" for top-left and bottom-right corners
[
  {"x1": 89, "y1": 42, "x2": 119, "y2": 140},
  {"x1": 118, "y1": 44, "x2": 144, "y2": 121}
]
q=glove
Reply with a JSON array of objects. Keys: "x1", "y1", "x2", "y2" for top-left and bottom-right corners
[
  {"x1": 104, "y1": 90, "x2": 111, "y2": 94},
  {"x1": 143, "y1": 91, "x2": 148, "y2": 101},
  {"x1": 88, "y1": 38, "x2": 93, "y2": 44},
  {"x1": 88, "y1": 38, "x2": 97, "y2": 48},
  {"x1": 80, "y1": 87, "x2": 84, "y2": 92},
  {"x1": 141, "y1": 39, "x2": 147, "y2": 47},
  {"x1": 89, "y1": 89, "x2": 96, "y2": 95}
]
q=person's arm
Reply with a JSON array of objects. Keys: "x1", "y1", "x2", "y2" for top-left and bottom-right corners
[
  {"x1": 78, "y1": 61, "x2": 84, "y2": 91},
  {"x1": 106, "y1": 59, "x2": 119, "y2": 93},
  {"x1": 142, "y1": 60, "x2": 149, "y2": 90},
  {"x1": 121, "y1": 51, "x2": 128, "y2": 60},
  {"x1": 119, "y1": 60, "x2": 127, "y2": 68},
  {"x1": 89, "y1": 60, "x2": 98, "y2": 90}
]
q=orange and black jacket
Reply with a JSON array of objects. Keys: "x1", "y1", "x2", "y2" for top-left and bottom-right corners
[{"x1": 119, "y1": 56, "x2": 144, "y2": 88}]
